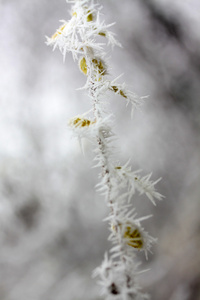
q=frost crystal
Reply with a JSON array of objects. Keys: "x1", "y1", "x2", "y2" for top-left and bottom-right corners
[{"x1": 46, "y1": 0, "x2": 163, "y2": 299}]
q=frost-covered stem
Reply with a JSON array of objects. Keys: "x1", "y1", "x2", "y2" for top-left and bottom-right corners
[
  {"x1": 46, "y1": 1, "x2": 164, "y2": 298},
  {"x1": 97, "y1": 136, "x2": 113, "y2": 203},
  {"x1": 85, "y1": 49, "x2": 133, "y2": 289},
  {"x1": 85, "y1": 49, "x2": 102, "y2": 119},
  {"x1": 84, "y1": 48, "x2": 114, "y2": 206}
]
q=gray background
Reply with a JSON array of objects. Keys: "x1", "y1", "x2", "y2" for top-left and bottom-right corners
[{"x1": 0, "y1": 0, "x2": 200, "y2": 299}]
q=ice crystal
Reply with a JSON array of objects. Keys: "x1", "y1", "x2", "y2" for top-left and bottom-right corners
[{"x1": 46, "y1": 0, "x2": 163, "y2": 299}]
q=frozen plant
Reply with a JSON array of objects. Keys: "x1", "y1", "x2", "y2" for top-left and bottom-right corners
[{"x1": 46, "y1": 0, "x2": 163, "y2": 299}]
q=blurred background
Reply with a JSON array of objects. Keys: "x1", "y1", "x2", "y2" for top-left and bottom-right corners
[{"x1": 0, "y1": 0, "x2": 200, "y2": 299}]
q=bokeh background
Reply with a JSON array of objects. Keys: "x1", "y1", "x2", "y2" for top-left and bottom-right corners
[{"x1": 1, "y1": 0, "x2": 200, "y2": 299}]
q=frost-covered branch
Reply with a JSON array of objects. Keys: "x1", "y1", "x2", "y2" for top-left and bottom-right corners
[{"x1": 46, "y1": 0, "x2": 163, "y2": 298}]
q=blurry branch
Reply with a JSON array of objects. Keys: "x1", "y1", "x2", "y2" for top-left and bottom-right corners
[
  {"x1": 130, "y1": 0, "x2": 200, "y2": 125},
  {"x1": 139, "y1": 0, "x2": 200, "y2": 75},
  {"x1": 141, "y1": 0, "x2": 183, "y2": 41}
]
